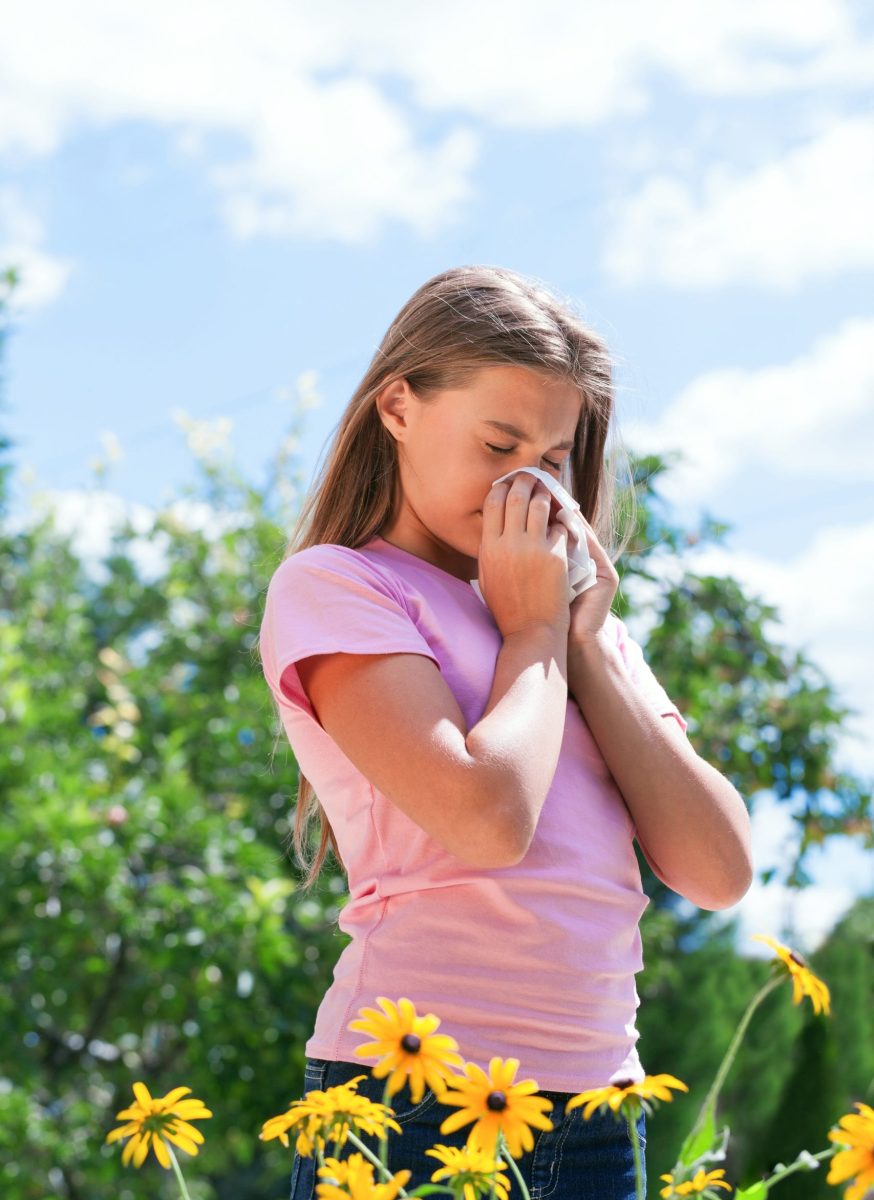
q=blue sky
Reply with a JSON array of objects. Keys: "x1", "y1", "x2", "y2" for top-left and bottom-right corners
[{"x1": 2, "y1": 1, "x2": 872, "y2": 953}]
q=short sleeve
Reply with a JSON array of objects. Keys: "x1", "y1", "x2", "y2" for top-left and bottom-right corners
[
  {"x1": 611, "y1": 614, "x2": 689, "y2": 735},
  {"x1": 259, "y1": 544, "x2": 440, "y2": 714}
]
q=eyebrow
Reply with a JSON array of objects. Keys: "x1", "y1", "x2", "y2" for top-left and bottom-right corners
[{"x1": 481, "y1": 419, "x2": 576, "y2": 451}]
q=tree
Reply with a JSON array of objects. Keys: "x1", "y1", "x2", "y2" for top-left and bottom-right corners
[{"x1": 0, "y1": 280, "x2": 871, "y2": 1195}]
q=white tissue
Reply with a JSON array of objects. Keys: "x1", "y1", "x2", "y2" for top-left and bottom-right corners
[{"x1": 469, "y1": 466, "x2": 598, "y2": 607}]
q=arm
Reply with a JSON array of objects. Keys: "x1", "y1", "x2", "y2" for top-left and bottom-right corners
[
  {"x1": 296, "y1": 620, "x2": 569, "y2": 871},
  {"x1": 567, "y1": 631, "x2": 753, "y2": 911}
]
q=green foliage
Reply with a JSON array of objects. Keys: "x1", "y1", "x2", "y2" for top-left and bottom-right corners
[
  {"x1": 0, "y1": 275, "x2": 871, "y2": 1196},
  {"x1": 752, "y1": 1015, "x2": 840, "y2": 1199},
  {"x1": 741, "y1": 897, "x2": 874, "y2": 1198},
  {"x1": 637, "y1": 922, "x2": 801, "y2": 1186},
  {"x1": 641, "y1": 897, "x2": 874, "y2": 1198},
  {"x1": 0, "y1": 412, "x2": 350, "y2": 1194}
]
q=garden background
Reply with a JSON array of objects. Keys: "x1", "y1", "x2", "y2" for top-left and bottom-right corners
[{"x1": 1, "y1": 3, "x2": 872, "y2": 1196}]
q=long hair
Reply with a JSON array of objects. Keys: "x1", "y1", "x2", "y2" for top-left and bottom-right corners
[{"x1": 255, "y1": 264, "x2": 638, "y2": 893}]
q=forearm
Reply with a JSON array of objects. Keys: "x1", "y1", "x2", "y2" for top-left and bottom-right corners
[
  {"x1": 568, "y1": 631, "x2": 753, "y2": 910},
  {"x1": 467, "y1": 622, "x2": 569, "y2": 862}
]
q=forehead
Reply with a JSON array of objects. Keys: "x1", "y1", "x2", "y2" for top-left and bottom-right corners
[{"x1": 462, "y1": 365, "x2": 582, "y2": 437}]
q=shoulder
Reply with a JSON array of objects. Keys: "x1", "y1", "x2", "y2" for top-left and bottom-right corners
[{"x1": 267, "y1": 542, "x2": 409, "y2": 604}]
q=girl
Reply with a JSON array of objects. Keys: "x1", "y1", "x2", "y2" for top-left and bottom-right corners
[{"x1": 257, "y1": 265, "x2": 753, "y2": 1200}]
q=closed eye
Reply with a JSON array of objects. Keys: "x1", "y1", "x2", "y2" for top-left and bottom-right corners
[{"x1": 486, "y1": 443, "x2": 563, "y2": 472}]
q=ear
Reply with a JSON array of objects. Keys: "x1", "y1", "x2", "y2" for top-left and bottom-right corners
[{"x1": 375, "y1": 377, "x2": 414, "y2": 442}]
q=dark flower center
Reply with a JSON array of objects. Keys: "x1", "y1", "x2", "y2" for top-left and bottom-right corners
[
  {"x1": 788, "y1": 950, "x2": 809, "y2": 969},
  {"x1": 401, "y1": 1034, "x2": 422, "y2": 1054},
  {"x1": 612, "y1": 1079, "x2": 635, "y2": 1090},
  {"x1": 487, "y1": 1091, "x2": 508, "y2": 1111}
]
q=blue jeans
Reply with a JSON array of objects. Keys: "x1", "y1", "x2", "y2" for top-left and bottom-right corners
[{"x1": 289, "y1": 1056, "x2": 647, "y2": 1200}]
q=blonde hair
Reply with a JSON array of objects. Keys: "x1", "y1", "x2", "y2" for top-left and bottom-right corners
[{"x1": 256, "y1": 264, "x2": 638, "y2": 893}]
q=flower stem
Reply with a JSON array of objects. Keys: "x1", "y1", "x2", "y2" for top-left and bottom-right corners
[
  {"x1": 624, "y1": 1108, "x2": 645, "y2": 1200},
  {"x1": 686, "y1": 974, "x2": 783, "y2": 1146},
  {"x1": 759, "y1": 1146, "x2": 838, "y2": 1192},
  {"x1": 497, "y1": 1131, "x2": 531, "y2": 1200},
  {"x1": 164, "y1": 1142, "x2": 192, "y2": 1200},
  {"x1": 346, "y1": 1130, "x2": 398, "y2": 1184},
  {"x1": 381, "y1": 1078, "x2": 393, "y2": 1175},
  {"x1": 342, "y1": 1131, "x2": 456, "y2": 1198}
]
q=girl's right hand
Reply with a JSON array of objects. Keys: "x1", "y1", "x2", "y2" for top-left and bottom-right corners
[{"x1": 477, "y1": 472, "x2": 571, "y2": 639}]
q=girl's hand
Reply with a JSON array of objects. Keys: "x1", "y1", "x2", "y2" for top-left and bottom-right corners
[
  {"x1": 479, "y1": 474, "x2": 572, "y2": 639},
  {"x1": 566, "y1": 513, "x2": 619, "y2": 648}
]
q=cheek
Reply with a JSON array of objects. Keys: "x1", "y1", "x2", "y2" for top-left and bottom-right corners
[{"x1": 444, "y1": 457, "x2": 487, "y2": 502}]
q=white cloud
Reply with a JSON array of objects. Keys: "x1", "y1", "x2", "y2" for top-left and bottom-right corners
[
  {"x1": 0, "y1": 187, "x2": 75, "y2": 313},
  {"x1": 721, "y1": 875, "x2": 861, "y2": 956},
  {"x1": 0, "y1": 0, "x2": 480, "y2": 245},
  {"x1": 622, "y1": 313, "x2": 874, "y2": 511},
  {"x1": 0, "y1": 0, "x2": 871, "y2": 248},
  {"x1": 603, "y1": 113, "x2": 874, "y2": 290},
  {"x1": 10, "y1": 484, "x2": 248, "y2": 585},
  {"x1": 306, "y1": 0, "x2": 872, "y2": 125}
]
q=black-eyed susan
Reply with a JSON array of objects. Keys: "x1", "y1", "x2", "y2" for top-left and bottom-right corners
[
  {"x1": 259, "y1": 1078, "x2": 401, "y2": 1158},
  {"x1": 751, "y1": 933, "x2": 831, "y2": 1016},
  {"x1": 425, "y1": 1143, "x2": 512, "y2": 1200},
  {"x1": 826, "y1": 1101, "x2": 874, "y2": 1200},
  {"x1": 659, "y1": 1166, "x2": 733, "y2": 1197},
  {"x1": 315, "y1": 1150, "x2": 411, "y2": 1199},
  {"x1": 566, "y1": 1074, "x2": 688, "y2": 1121},
  {"x1": 348, "y1": 996, "x2": 466, "y2": 1102},
  {"x1": 105, "y1": 1082, "x2": 212, "y2": 1170},
  {"x1": 435, "y1": 1056, "x2": 553, "y2": 1159}
]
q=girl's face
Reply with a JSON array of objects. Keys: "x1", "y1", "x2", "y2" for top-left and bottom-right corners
[{"x1": 376, "y1": 363, "x2": 583, "y2": 581}]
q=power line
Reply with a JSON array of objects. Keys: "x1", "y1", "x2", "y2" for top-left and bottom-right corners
[{"x1": 19, "y1": 342, "x2": 376, "y2": 476}]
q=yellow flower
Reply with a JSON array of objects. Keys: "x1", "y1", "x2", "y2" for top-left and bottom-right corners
[
  {"x1": 104, "y1": 1082, "x2": 212, "y2": 1169},
  {"x1": 436, "y1": 1056, "x2": 554, "y2": 1159},
  {"x1": 659, "y1": 1166, "x2": 733, "y2": 1196},
  {"x1": 827, "y1": 1101, "x2": 874, "y2": 1200},
  {"x1": 566, "y1": 1074, "x2": 688, "y2": 1121},
  {"x1": 315, "y1": 1150, "x2": 411, "y2": 1199},
  {"x1": 348, "y1": 996, "x2": 466, "y2": 1102},
  {"x1": 751, "y1": 933, "x2": 831, "y2": 1016},
  {"x1": 425, "y1": 1143, "x2": 512, "y2": 1200},
  {"x1": 259, "y1": 1079, "x2": 401, "y2": 1158}
]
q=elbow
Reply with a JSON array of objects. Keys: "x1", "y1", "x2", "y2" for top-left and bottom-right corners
[
  {"x1": 724, "y1": 860, "x2": 756, "y2": 908},
  {"x1": 466, "y1": 768, "x2": 535, "y2": 870},
  {"x1": 498, "y1": 800, "x2": 539, "y2": 868},
  {"x1": 470, "y1": 811, "x2": 533, "y2": 868},
  {"x1": 463, "y1": 801, "x2": 533, "y2": 868},
  {"x1": 691, "y1": 861, "x2": 755, "y2": 911},
  {"x1": 462, "y1": 836, "x2": 525, "y2": 871}
]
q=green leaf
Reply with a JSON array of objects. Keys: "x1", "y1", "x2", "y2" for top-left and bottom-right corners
[
  {"x1": 404, "y1": 1186, "x2": 458, "y2": 1197},
  {"x1": 679, "y1": 1107, "x2": 716, "y2": 1166},
  {"x1": 734, "y1": 1184, "x2": 768, "y2": 1199}
]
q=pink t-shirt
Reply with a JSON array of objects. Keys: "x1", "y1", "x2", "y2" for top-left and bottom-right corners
[{"x1": 258, "y1": 534, "x2": 688, "y2": 1093}]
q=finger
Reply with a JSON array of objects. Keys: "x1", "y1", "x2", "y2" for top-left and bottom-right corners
[
  {"x1": 547, "y1": 521, "x2": 569, "y2": 550},
  {"x1": 526, "y1": 480, "x2": 553, "y2": 535},
  {"x1": 502, "y1": 471, "x2": 540, "y2": 536},
  {"x1": 482, "y1": 478, "x2": 510, "y2": 538}
]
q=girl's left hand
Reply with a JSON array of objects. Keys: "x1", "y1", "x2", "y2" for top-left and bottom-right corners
[{"x1": 566, "y1": 514, "x2": 619, "y2": 647}]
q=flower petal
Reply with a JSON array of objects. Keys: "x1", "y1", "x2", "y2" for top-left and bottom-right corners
[
  {"x1": 132, "y1": 1082, "x2": 153, "y2": 1110},
  {"x1": 152, "y1": 1135, "x2": 171, "y2": 1169}
]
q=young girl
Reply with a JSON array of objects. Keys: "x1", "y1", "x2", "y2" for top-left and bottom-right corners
[{"x1": 258, "y1": 265, "x2": 753, "y2": 1200}]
